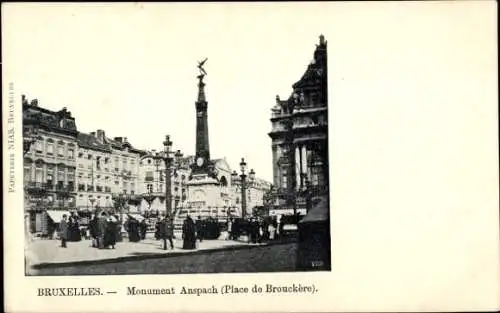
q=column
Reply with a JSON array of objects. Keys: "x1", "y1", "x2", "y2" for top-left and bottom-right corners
[
  {"x1": 301, "y1": 145, "x2": 307, "y2": 178},
  {"x1": 295, "y1": 146, "x2": 301, "y2": 190},
  {"x1": 272, "y1": 145, "x2": 278, "y2": 187},
  {"x1": 307, "y1": 150, "x2": 312, "y2": 183}
]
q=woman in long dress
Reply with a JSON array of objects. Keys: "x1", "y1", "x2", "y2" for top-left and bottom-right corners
[
  {"x1": 104, "y1": 217, "x2": 118, "y2": 249},
  {"x1": 182, "y1": 215, "x2": 196, "y2": 249},
  {"x1": 128, "y1": 218, "x2": 141, "y2": 242}
]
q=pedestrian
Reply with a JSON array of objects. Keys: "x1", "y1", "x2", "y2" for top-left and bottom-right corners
[
  {"x1": 226, "y1": 218, "x2": 233, "y2": 241},
  {"x1": 97, "y1": 212, "x2": 108, "y2": 249},
  {"x1": 89, "y1": 214, "x2": 99, "y2": 247},
  {"x1": 128, "y1": 218, "x2": 141, "y2": 242},
  {"x1": 195, "y1": 216, "x2": 203, "y2": 242},
  {"x1": 182, "y1": 214, "x2": 196, "y2": 250},
  {"x1": 59, "y1": 214, "x2": 69, "y2": 248},
  {"x1": 268, "y1": 218, "x2": 276, "y2": 240},
  {"x1": 250, "y1": 218, "x2": 259, "y2": 244},
  {"x1": 104, "y1": 217, "x2": 117, "y2": 249},
  {"x1": 139, "y1": 219, "x2": 147, "y2": 240},
  {"x1": 160, "y1": 215, "x2": 175, "y2": 250}
]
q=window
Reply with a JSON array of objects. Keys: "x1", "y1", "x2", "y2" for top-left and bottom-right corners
[
  {"x1": 68, "y1": 149, "x2": 75, "y2": 159},
  {"x1": 78, "y1": 152, "x2": 84, "y2": 158},
  {"x1": 47, "y1": 166, "x2": 54, "y2": 186},
  {"x1": 145, "y1": 171, "x2": 154, "y2": 181},
  {"x1": 88, "y1": 154, "x2": 92, "y2": 160},
  {"x1": 46, "y1": 142, "x2": 53, "y2": 154},
  {"x1": 34, "y1": 141, "x2": 43, "y2": 153},
  {"x1": 57, "y1": 168, "x2": 65, "y2": 186},
  {"x1": 57, "y1": 145, "x2": 64, "y2": 157},
  {"x1": 159, "y1": 184, "x2": 163, "y2": 192},
  {"x1": 24, "y1": 166, "x2": 31, "y2": 182},
  {"x1": 281, "y1": 168, "x2": 288, "y2": 189},
  {"x1": 147, "y1": 184, "x2": 153, "y2": 193},
  {"x1": 131, "y1": 182, "x2": 135, "y2": 193},
  {"x1": 35, "y1": 164, "x2": 43, "y2": 183}
]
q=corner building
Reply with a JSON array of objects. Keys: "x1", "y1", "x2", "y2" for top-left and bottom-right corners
[
  {"x1": 268, "y1": 35, "x2": 329, "y2": 213},
  {"x1": 23, "y1": 96, "x2": 78, "y2": 233}
]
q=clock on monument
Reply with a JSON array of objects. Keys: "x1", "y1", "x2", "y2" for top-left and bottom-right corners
[{"x1": 196, "y1": 157, "x2": 204, "y2": 167}]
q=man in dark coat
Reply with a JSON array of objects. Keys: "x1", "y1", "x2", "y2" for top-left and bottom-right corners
[
  {"x1": 89, "y1": 214, "x2": 99, "y2": 247},
  {"x1": 59, "y1": 214, "x2": 69, "y2": 248},
  {"x1": 139, "y1": 219, "x2": 148, "y2": 240},
  {"x1": 160, "y1": 215, "x2": 175, "y2": 250},
  {"x1": 97, "y1": 212, "x2": 108, "y2": 249},
  {"x1": 182, "y1": 215, "x2": 196, "y2": 249}
]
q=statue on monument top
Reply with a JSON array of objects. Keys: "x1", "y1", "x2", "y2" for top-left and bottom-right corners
[{"x1": 197, "y1": 58, "x2": 208, "y2": 84}]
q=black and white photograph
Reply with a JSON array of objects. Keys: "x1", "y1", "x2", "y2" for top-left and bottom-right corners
[
  {"x1": 3, "y1": 2, "x2": 498, "y2": 313},
  {"x1": 18, "y1": 7, "x2": 330, "y2": 276}
]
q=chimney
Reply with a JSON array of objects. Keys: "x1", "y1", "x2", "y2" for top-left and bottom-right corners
[
  {"x1": 114, "y1": 137, "x2": 123, "y2": 143},
  {"x1": 123, "y1": 137, "x2": 128, "y2": 143},
  {"x1": 30, "y1": 99, "x2": 38, "y2": 107},
  {"x1": 90, "y1": 132, "x2": 96, "y2": 137},
  {"x1": 96, "y1": 129, "x2": 105, "y2": 142},
  {"x1": 22, "y1": 95, "x2": 28, "y2": 105}
]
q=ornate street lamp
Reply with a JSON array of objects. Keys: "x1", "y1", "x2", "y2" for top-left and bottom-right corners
[
  {"x1": 161, "y1": 136, "x2": 184, "y2": 217},
  {"x1": 162, "y1": 135, "x2": 173, "y2": 217},
  {"x1": 231, "y1": 158, "x2": 256, "y2": 218}
]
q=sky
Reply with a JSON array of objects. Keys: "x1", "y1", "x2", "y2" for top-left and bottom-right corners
[
  {"x1": 3, "y1": 2, "x2": 499, "y2": 311},
  {"x1": 4, "y1": 2, "x2": 335, "y2": 183}
]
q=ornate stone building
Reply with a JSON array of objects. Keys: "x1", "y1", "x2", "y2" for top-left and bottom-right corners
[
  {"x1": 23, "y1": 95, "x2": 79, "y2": 233},
  {"x1": 268, "y1": 35, "x2": 329, "y2": 213},
  {"x1": 75, "y1": 130, "x2": 145, "y2": 214}
]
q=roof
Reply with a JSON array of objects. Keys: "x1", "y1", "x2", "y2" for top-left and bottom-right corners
[{"x1": 77, "y1": 132, "x2": 112, "y2": 152}]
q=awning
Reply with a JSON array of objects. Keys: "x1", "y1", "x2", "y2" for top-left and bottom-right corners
[
  {"x1": 46, "y1": 210, "x2": 70, "y2": 223},
  {"x1": 299, "y1": 196, "x2": 329, "y2": 224}
]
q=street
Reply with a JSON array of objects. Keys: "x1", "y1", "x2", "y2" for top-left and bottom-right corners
[{"x1": 34, "y1": 242, "x2": 297, "y2": 275}]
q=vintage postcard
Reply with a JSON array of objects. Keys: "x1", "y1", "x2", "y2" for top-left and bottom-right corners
[{"x1": 3, "y1": 2, "x2": 499, "y2": 313}]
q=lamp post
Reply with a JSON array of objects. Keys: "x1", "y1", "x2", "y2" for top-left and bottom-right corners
[
  {"x1": 231, "y1": 158, "x2": 256, "y2": 218},
  {"x1": 162, "y1": 135, "x2": 184, "y2": 217}
]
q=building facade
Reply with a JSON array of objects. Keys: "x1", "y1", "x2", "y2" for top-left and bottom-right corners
[
  {"x1": 268, "y1": 35, "x2": 329, "y2": 213},
  {"x1": 23, "y1": 95, "x2": 79, "y2": 233},
  {"x1": 137, "y1": 151, "x2": 191, "y2": 214},
  {"x1": 74, "y1": 130, "x2": 145, "y2": 214},
  {"x1": 231, "y1": 175, "x2": 273, "y2": 214}
]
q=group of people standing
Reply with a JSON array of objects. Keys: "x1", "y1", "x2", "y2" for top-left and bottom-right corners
[
  {"x1": 226, "y1": 216, "x2": 283, "y2": 244},
  {"x1": 88, "y1": 212, "x2": 119, "y2": 249},
  {"x1": 58, "y1": 212, "x2": 83, "y2": 248}
]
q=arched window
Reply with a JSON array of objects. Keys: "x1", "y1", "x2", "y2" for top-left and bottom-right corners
[{"x1": 220, "y1": 176, "x2": 228, "y2": 187}]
